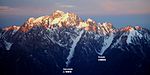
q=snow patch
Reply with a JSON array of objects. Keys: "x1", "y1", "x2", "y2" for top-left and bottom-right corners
[
  {"x1": 12, "y1": 30, "x2": 18, "y2": 35},
  {"x1": 66, "y1": 30, "x2": 84, "y2": 67},
  {"x1": 126, "y1": 30, "x2": 143, "y2": 44},
  {"x1": 4, "y1": 41, "x2": 13, "y2": 50},
  {"x1": 98, "y1": 33, "x2": 114, "y2": 55},
  {"x1": 46, "y1": 34, "x2": 67, "y2": 47},
  {"x1": 51, "y1": 18, "x2": 61, "y2": 25}
]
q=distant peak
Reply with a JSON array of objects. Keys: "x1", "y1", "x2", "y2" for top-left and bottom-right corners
[
  {"x1": 51, "y1": 10, "x2": 65, "y2": 18},
  {"x1": 87, "y1": 18, "x2": 93, "y2": 22},
  {"x1": 27, "y1": 17, "x2": 35, "y2": 23},
  {"x1": 120, "y1": 26, "x2": 134, "y2": 32},
  {"x1": 54, "y1": 10, "x2": 64, "y2": 14},
  {"x1": 3, "y1": 26, "x2": 20, "y2": 31},
  {"x1": 120, "y1": 25, "x2": 143, "y2": 32},
  {"x1": 135, "y1": 26, "x2": 142, "y2": 30}
]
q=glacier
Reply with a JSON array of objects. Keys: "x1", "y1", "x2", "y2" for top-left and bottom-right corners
[
  {"x1": 66, "y1": 30, "x2": 84, "y2": 67},
  {"x1": 99, "y1": 33, "x2": 114, "y2": 55}
]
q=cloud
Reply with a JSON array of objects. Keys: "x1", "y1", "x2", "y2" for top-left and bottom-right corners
[
  {"x1": 102, "y1": 0, "x2": 150, "y2": 15},
  {"x1": 0, "y1": 6, "x2": 51, "y2": 16},
  {"x1": 59, "y1": 4, "x2": 75, "y2": 8},
  {"x1": 0, "y1": 0, "x2": 150, "y2": 16},
  {"x1": 73, "y1": 0, "x2": 150, "y2": 16},
  {"x1": 0, "y1": 6, "x2": 15, "y2": 12},
  {"x1": 55, "y1": 2, "x2": 76, "y2": 9}
]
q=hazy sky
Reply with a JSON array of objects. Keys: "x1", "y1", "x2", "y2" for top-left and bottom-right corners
[{"x1": 0, "y1": 0, "x2": 150, "y2": 28}]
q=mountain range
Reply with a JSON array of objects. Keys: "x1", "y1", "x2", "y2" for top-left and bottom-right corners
[{"x1": 0, "y1": 10, "x2": 150, "y2": 75}]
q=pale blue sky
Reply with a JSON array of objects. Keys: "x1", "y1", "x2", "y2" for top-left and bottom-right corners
[{"x1": 0, "y1": 0, "x2": 150, "y2": 28}]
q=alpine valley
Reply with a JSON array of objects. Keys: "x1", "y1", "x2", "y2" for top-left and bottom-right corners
[{"x1": 0, "y1": 10, "x2": 150, "y2": 75}]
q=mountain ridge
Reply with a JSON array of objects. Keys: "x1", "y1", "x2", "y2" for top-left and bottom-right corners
[
  {"x1": 1, "y1": 10, "x2": 145, "y2": 35},
  {"x1": 0, "y1": 10, "x2": 150, "y2": 75}
]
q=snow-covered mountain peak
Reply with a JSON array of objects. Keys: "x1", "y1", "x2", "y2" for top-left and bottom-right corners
[
  {"x1": 51, "y1": 10, "x2": 65, "y2": 18},
  {"x1": 0, "y1": 10, "x2": 150, "y2": 75},
  {"x1": 97, "y1": 22, "x2": 114, "y2": 35},
  {"x1": 120, "y1": 26, "x2": 143, "y2": 32},
  {"x1": 1, "y1": 10, "x2": 148, "y2": 36}
]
